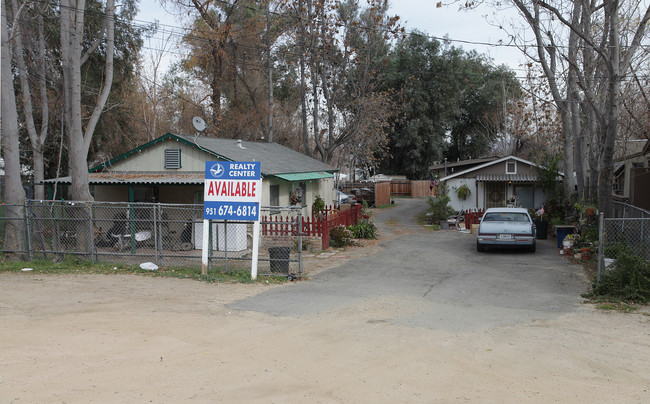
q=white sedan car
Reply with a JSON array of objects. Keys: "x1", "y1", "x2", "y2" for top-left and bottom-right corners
[
  {"x1": 337, "y1": 190, "x2": 356, "y2": 205},
  {"x1": 476, "y1": 207, "x2": 536, "y2": 252}
]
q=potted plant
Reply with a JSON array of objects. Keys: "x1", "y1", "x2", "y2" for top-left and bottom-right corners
[
  {"x1": 427, "y1": 195, "x2": 454, "y2": 229},
  {"x1": 456, "y1": 184, "x2": 471, "y2": 200},
  {"x1": 563, "y1": 233, "x2": 576, "y2": 249}
]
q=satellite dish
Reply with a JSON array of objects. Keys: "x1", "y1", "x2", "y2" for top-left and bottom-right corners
[{"x1": 192, "y1": 116, "x2": 206, "y2": 132}]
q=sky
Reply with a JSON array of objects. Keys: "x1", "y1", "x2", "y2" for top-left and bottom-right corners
[
  {"x1": 388, "y1": 1, "x2": 527, "y2": 69},
  {"x1": 134, "y1": 0, "x2": 529, "y2": 74}
]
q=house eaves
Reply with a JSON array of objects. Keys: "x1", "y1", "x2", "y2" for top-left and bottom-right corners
[{"x1": 428, "y1": 156, "x2": 499, "y2": 171}]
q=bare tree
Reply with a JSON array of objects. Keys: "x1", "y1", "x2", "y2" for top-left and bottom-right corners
[
  {"x1": 60, "y1": 0, "x2": 115, "y2": 201},
  {"x1": 10, "y1": 0, "x2": 50, "y2": 200},
  {"x1": 1, "y1": 0, "x2": 27, "y2": 254},
  {"x1": 508, "y1": 0, "x2": 650, "y2": 213}
]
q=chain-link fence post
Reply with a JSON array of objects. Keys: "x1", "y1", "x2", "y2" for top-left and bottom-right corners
[
  {"x1": 597, "y1": 212, "x2": 604, "y2": 283},
  {"x1": 26, "y1": 203, "x2": 33, "y2": 261},
  {"x1": 298, "y1": 211, "x2": 303, "y2": 277},
  {"x1": 153, "y1": 204, "x2": 159, "y2": 265},
  {"x1": 90, "y1": 205, "x2": 96, "y2": 263},
  {"x1": 224, "y1": 221, "x2": 228, "y2": 273}
]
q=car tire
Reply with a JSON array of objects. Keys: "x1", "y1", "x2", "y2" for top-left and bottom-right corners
[
  {"x1": 528, "y1": 242, "x2": 536, "y2": 253},
  {"x1": 477, "y1": 241, "x2": 485, "y2": 252}
]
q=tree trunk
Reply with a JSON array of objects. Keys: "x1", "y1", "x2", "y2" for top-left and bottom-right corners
[
  {"x1": 598, "y1": 0, "x2": 621, "y2": 216},
  {"x1": 1, "y1": 3, "x2": 27, "y2": 255},
  {"x1": 211, "y1": 42, "x2": 222, "y2": 130},
  {"x1": 558, "y1": 101, "x2": 576, "y2": 197},
  {"x1": 12, "y1": 0, "x2": 49, "y2": 201},
  {"x1": 265, "y1": 0, "x2": 273, "y2": 143},
  {"x1": 298, "y1": 0, "x2": 311, "y2": 156},
  {"x1": 60, "y1": 0, "x2": 115, "y2": 202}
]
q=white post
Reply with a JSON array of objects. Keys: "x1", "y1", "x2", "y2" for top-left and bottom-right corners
[
  {"x1": 251, "y1": 220, "x2": 260, "y2": 280},
  {"x1": 201, "y1": 219, "x2": 210, "y2": 275}
]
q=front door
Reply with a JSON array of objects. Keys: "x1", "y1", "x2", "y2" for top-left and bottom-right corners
[{"x1": 485, "y1": 182, "x2": 506, "y2": 208}]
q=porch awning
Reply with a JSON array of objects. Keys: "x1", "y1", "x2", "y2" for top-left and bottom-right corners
[
  {"x1": 272, "y1": 172, "x2": 335, "y2": 181},
  {"x1": 475, "y1": 174, "x2": 538, "y2": 182},
  {"x1": 42, "y1": 172, "x2": 205, "y2": 185}
]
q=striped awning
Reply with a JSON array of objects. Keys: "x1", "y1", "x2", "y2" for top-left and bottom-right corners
[
  {"x1": 475, "y1": 174, "x2": 538, "y2": 182},
  {"x1": 42, "y1": 172, "x2": 205, "y2": 185}
]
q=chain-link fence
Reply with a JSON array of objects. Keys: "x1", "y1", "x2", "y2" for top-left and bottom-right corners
[
  {"x1": 597, "y1": 202, "x2": 650, "y2": 280},
  {"x1": 0, "y1": 201, "x2": 303, "y2": 278},
  {"x1": 602, "y1": 218, "x2": 650, "y2": 260}
]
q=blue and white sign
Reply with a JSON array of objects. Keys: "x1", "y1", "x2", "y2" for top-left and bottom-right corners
[{"x1": 204, "y1": 161, "x2": 262, "y2": 221}]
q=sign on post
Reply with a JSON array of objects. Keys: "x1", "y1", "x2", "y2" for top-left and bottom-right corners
[
  {"x1": 203, "y1": 161, "x2": 261, "y2": 221},
  {"x1": 202, "y1": 161, "x2": 262, "y2": 279}
]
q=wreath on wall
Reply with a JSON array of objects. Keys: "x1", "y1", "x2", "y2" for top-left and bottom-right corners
[{"x1": 489, "y1": 190, "x2": 502, "y2": 203}]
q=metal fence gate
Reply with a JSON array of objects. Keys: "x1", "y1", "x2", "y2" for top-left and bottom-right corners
[{"x1": 0, "y1": 201, "x2": 303, "y2": 278}]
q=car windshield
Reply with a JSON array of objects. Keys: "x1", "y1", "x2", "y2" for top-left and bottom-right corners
[{"x1": 483, "y1": 213, "x2": 529, "y2": 222}]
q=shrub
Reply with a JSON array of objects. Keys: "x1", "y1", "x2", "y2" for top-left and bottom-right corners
[
  {"x1": 312, "y1": 195, "x2": 325, "y2": 215},
  {"x1": 427, "y1": 195, "x2": 454, "y2": 223},
  {"x1": 586, "y1": 245, "x2": 650, "y2": 303},
  {"x1": 348, "y1": 221, "x2": 377, "y2": 239},
  {"x1": 329, "y1": 225, "x2": 353, "y2": 247}
]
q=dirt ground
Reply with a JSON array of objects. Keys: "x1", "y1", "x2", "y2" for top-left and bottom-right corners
[{"x1": 1, "y1": 233, "x2": 650, "y2": 403}]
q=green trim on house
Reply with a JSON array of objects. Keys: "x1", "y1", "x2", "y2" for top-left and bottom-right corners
[{"x1": 88, "y1": 133, "x2": 231, "y2": 173}]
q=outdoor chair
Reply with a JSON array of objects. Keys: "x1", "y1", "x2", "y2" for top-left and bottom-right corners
[{"x1": 447, "y1": 211, "x2": 465, "y2": 231}]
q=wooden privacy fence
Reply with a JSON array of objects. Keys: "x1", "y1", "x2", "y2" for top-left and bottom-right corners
[
  {"x1": 341, "y1": 180, "x2": 435, "y2": 207},
  {"x1": 375, "y1": 182, "x2": 391, "y2": 206},
  {"x1": 389, "y1": 180, "x2": 435, "y2": 198},
  {"x1": 262, "y1": 204, "x2": 363, "y2": 249},
  {"x1": 410, "y1": 180, "x2": 436, "y2": 198}
]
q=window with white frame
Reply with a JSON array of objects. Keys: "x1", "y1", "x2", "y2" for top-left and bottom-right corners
[{"x1": 506, "y1": 160, "x2": 517, "y2": 174}]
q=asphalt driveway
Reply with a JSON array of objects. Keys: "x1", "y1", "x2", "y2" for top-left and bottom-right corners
[{"x1": 230, "y1": 198, "x2": 590, "y2": 332}]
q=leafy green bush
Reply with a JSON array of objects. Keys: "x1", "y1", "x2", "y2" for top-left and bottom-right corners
[
  {"x1": 586, "y1": 245, "x2": 650, "y2": 303},
  {"x1": 312, "y1": 195, "x2": 325, "y2": 214},
  {"x1": 427, "y1": 195, "x2": 454, "y2": 223},
  {"x1": 329, "y1": 225, "x2": 353, "y2": 247},
  {"x1": 348, "y1": 221, "x2": 377, "y2": 239}
]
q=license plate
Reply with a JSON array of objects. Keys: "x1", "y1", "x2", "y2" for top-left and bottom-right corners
[{"x1": 498, "y1": 234, "x2": 513, "y2": 240}]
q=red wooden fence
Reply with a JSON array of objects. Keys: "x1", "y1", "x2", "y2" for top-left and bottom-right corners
[
  {"x1": 262, "y1": 204, "x2": 363, "y2": 249},
  {"x1": 465, "y1": 209, "x2": 485, "y2": 228}
]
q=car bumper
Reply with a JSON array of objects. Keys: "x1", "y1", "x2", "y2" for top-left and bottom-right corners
[{"x1": 477, "y1": 235, "x2": 535, "y2": 246}]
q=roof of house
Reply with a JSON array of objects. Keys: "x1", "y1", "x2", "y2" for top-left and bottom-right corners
[
  {"x1": 89, "y1": 133, "x2": 335, "y2": 176},
  {"x1": 428, "y1": 156, "x2": 499, "y2": 171},
  {"x1": 440, "y1": 155, "x2": 563, "y2": 182},
  {"x1": 176, "y1": 134, "x2": 335, "y2": 175}
]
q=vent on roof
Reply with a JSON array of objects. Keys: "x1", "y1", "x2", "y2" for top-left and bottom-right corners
[{"x1": 165, "y1": 149, "x2": 181, "y2": 169}]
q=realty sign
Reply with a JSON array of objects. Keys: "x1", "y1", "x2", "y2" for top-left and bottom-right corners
[{"x1": 203, "y1": 161, "x2": 261, "y2": 221}]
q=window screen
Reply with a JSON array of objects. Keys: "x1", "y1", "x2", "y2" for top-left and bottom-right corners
[{"x1": 270, "y1": 185, "x2": 280, "y2": 206}]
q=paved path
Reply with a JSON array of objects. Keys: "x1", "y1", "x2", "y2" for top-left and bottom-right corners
[{"x1": 230, "y1": 198, "x2": 589, "y2": 332}]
